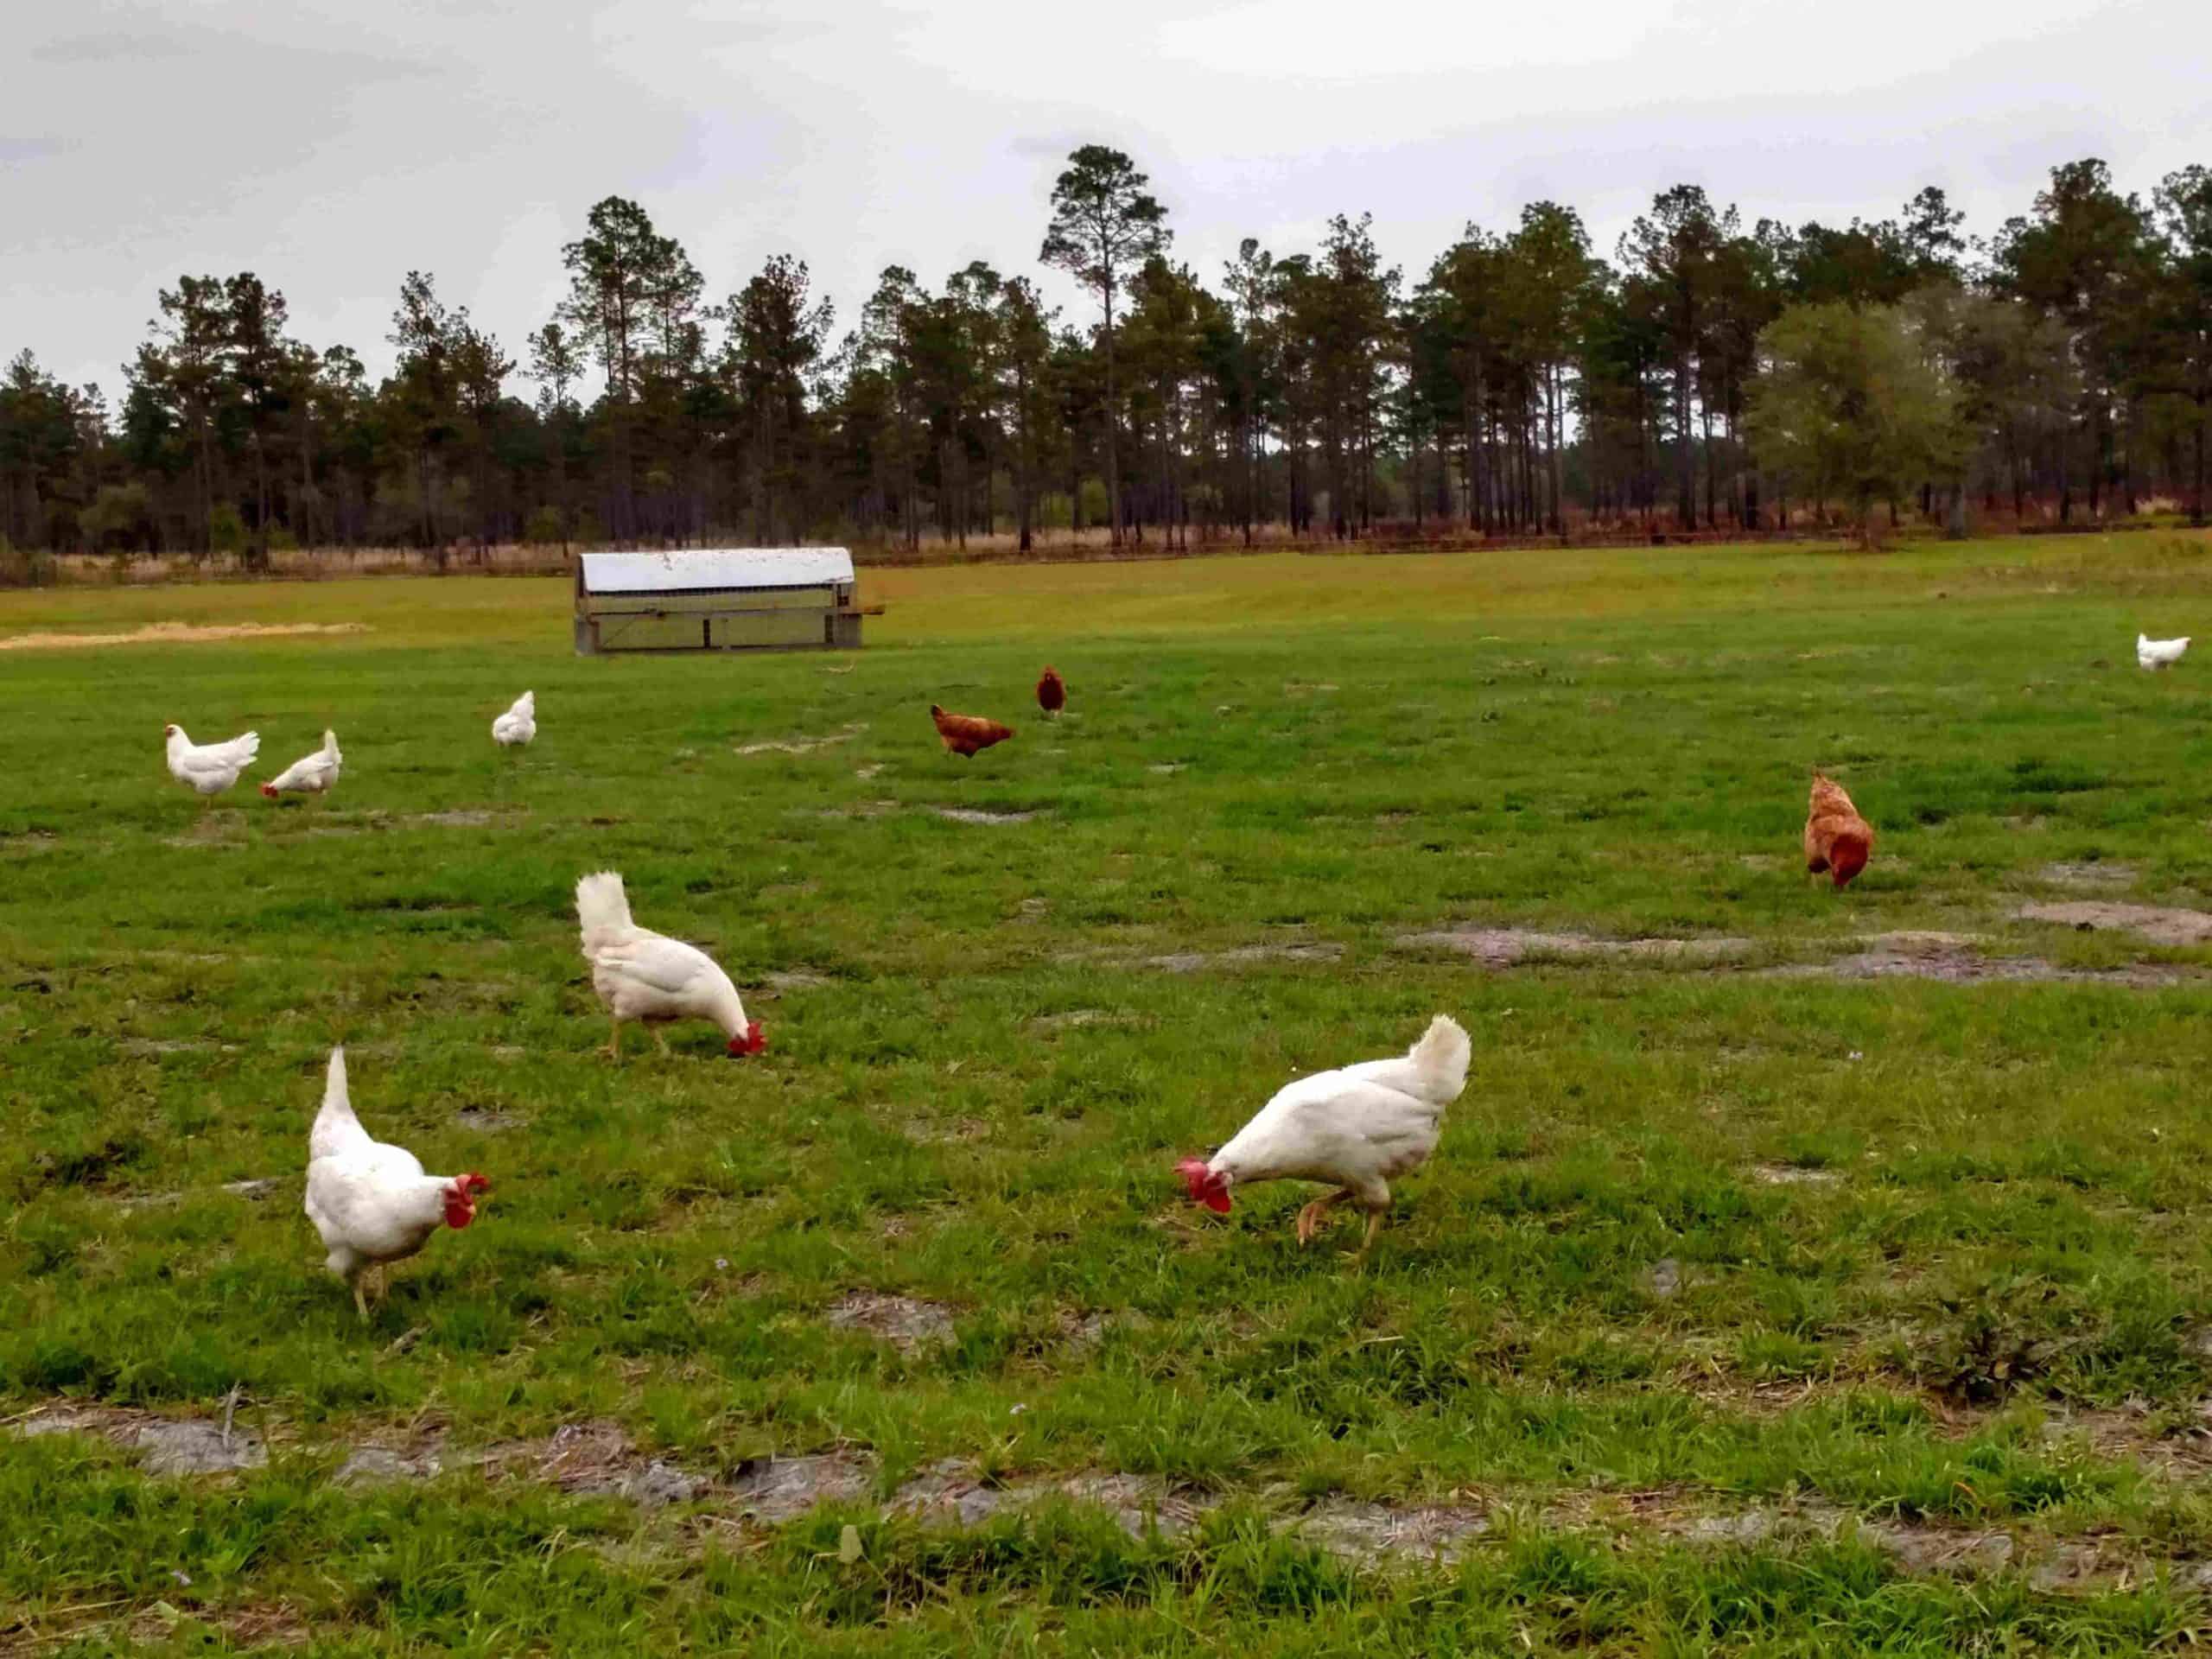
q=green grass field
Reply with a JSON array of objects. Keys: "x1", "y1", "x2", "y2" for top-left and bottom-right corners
[{"x1": 9, "y1": 535, "x2": 2212, "y2": 1655}]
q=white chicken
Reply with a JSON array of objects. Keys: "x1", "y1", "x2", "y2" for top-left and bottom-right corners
[
  {"x1": 163, "y1": 724, "x2": 259, "y2": 802},
  {"x1": 304, "y1": 1047, "x2": 488, "y2": 1319},
  {"x1": 1177, "y1": 1014, "x2": 1470, "y2": 1255},
  {"x1": 492, "y1": 690, "x2": 536, "y2": 747},
  {"x1": 575, "y1": 870, "x2": 765, "y2": 1059},
  {"x1": 262, "y1": 729, "x2": 342, "y2": 799},
  {"x1": 2138, "y1": 633, "x2": 2190, "y2": 671}
]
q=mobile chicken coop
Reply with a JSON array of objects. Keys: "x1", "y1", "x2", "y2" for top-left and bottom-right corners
[{"x1": 573, "y1": 548, "x2": 874, "y2": 655}]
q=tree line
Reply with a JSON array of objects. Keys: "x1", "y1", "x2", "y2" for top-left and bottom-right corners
[{"x1": 3, "y1": 149, "x2": 2209, "y2": 562}]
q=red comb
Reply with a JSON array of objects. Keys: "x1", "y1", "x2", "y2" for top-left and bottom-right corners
[{"x1": 1175, "y1": 1158, "x2": 1232, "y2": 1213}]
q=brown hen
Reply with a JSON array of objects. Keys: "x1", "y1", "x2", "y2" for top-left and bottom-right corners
[
  {"x1": 931, "y1": 703, "x2": 1014, "y2": 758},
  {"x1": 1803, "y1": 771, "x2": 1874, "y2": 888},
  {"x1": 1037, "y1": 666, "x2": 1065, "y2": 718}
]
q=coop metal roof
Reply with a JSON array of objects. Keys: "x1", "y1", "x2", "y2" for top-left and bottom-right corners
[{"x1": 580, "y1": 548, "x2": 855, "y2": 594}]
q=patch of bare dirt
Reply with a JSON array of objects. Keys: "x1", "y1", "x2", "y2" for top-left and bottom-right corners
[
  {"x1": 121, "y1": 1038, "x2": 232, "y2": 1057},
  {"x1": 454, "y1": 1106, "x2": 520, "y2": 1133},
  {"x1": 818, "y1": 798, "x2": 900, "y2": 819},
  {"x1": 2017, "y1": 900, "x2": 2212, "y2": 946},
  {"x1": 827, "y1": 1291, "x2": 957, "y2": 1351},
  {"x1": 486, "y1": 1420, "x2": 708, "y2": 1508},
  {"x1": 411, "y1": 809, "x2": 506, "y2": 828},
  {"x1": 1752, "y1": 1165, "x2": 1842, "y2": 1187},
  {"x1": 16, "y1": 1405, "x2": 266, "y2": 1474},
  {"x1": 888, "y1": 1460, "x2": 1206, "y2": 1539},
  {"x1": 729, "y1": 1452, "x2": 871, "y2": 1522},
  {"x1": 762, "y1": 969, "x2": 832, "y2": 995},
  {"x1": 1764, "y1": 931, "x2": 2188, "y2": 987},
  {"x1": 735, "y1": 723, "x2": 866, "y2": 756},
  {"x1": 0, "y1": 621, "x2": 368, "y2": 652},
  {"x1": 930, "y1": 806, "x2": 1040, "y2": 824},
  {"x1": 2038, "y1": 861, "x2": 2136, "y2": 889},
  {"x1": 1298, "y1": 1499, "x2": 1491, "y2": 1562},
  {"x1": 123, "y1": 1599, "x2": 312, "y2": 1650},
  {"x1": 1033, "y1": 1008, "x2": 1120, "y2": 1031},
  {"x1": 905, "y1": 1116, "x2": 988, "y2": 1145},
  {"x1": 1145, "y1": 942, "x2": 1345, "y2": 972},
  {"x1": 222, "y1": 1178, "x2": 280, "y2": 1200},
  {"x1": 335, "y1": 1443, "x2": 448, "y2": 1485},
  {"x1": 1397, "y1": 927, "x2": 1751, "y2": 968}
]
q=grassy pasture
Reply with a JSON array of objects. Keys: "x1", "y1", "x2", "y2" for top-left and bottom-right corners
[{"x1": 7, "y1": 535, "x2": 2212, "y2": 1653}]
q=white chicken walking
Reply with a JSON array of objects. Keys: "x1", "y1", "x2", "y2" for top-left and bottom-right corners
[
  {"x1": 163, "y1": 724, "x2": 259, "y2": 803},
  {"x1": 2138, "y1": 633, "x2": 2190, "y2": 671},
  {"x1": 262, "y1": 729, "x2": 342, "y2": 799},
  {"x1": 575, "y1": 871, "x2": 766, "y2": 1059},
  {"x1": 304, "y1": 1047, "x2": 488, "y2": 1320},
  {"x1": 492, "y1": 690, "x2": 536, "y2": 747},
  {"x1": 1177, "y1": 1014, "x2": 1470, "y2": 1255}
]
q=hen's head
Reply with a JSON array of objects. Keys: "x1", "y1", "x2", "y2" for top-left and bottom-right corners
[
  {"x1": 260, "y1": 782, "x2": 280, "y2": 798},
  {"x1": 1175, "y1": 1158, "x2": 1232, "y2": 1213},
  {"x1": 728, "y1": 1021, "x2": 766, "y2": 1058},
  {"x1": 443, "y1": 1172, "x2": 490, "y2": 1228},
  {"x1": 163, "y1": 723, "x2": 181, "y2": 739}
]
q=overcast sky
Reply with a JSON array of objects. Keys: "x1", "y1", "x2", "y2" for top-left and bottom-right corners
[{"x1": 6, "y1": 0, "x2": 2206, "y2": 403}]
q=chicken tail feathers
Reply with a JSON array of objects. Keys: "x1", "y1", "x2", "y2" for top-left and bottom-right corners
[
  {"x1": 309, "y1": 1045, "x2": 365, "y2": 1160},
  {"x1": 1408, "y1": 1014, "x2": 1472, "y2": 1104},
  {"x1": 1827, "y1": 830, "x2": 1872, "y2": 888},
  {"x1": 575, "y1": 870, "x2": 632, "y2": 952}
]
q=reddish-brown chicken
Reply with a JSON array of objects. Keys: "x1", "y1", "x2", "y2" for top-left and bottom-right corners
[
  {"x1": 1037, "y1": 666, "x2": 1065, "y2": 718},
  {"x1": 1803, "y1": 771, "x2": 1874, "y2": 888},
  {"x1": 931, "y1": 703, "x2": 1014, "y2": 758}
]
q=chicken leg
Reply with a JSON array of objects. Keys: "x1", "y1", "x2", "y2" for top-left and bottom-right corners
[
  {"x1": 605, "y1": 1016, "x2": 623, "y2": 1062},
  {"x1": 1296, "y1": 1189, "x2": 1352, "y2": 1245},
  {"x1": 652, "y1": 1027, "x2": 672, "y2": 1058},
  {"x1": 1358, "y1": 1208, "x2": 1389, "y2": 1255},
  {"x1": 353, "y1": 1276, "x2": 371, "y2": 1322}
]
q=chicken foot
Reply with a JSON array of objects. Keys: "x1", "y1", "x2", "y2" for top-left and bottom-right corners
[{"x1": 1295, "y1": 1190, "x2": 1354, "y2": 1246}]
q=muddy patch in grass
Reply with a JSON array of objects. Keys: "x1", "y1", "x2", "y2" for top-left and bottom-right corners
[
  {"x1": 411, "y1": 808, "x2": 511, "y2": 829},
  {"x1": 1789, "y1": 930, "x2": 2190, "y2": 986},
  {"x1": 2017, "y1": 900, "x2": 2212, "y2": 946},
  {"x1": 817, "y1": 799, "x2": 900, "y2": 820},
  {"x1": 762, "y1": 969, "x2": 833, "y2": 995},
  {"x1": 1144, "y1": 942, "x2": 1345, "y2": 973},
  {"x1": 1033, "y1": 1008, "x2": 1124, "y2": 1031},
  {"x1": 930, "y1": 805, "x2": 1041, "y2": 825},
  {"x1": 827, "y1": 1291, "x2": 957, "y2": 1351},
  {"x1": 736, "y1": 723, "x2": 866, "y2": 756},
  {"x1": 890, "y1": 1460, "x2": 1207, "y2": 1539},
  {"x1": 1752, "y1": 1164, "x2": 1842, "y2": 1187},
  {"x1": 18, "y1": 1405, "x2": 266, "y2": 1475},
  {"x1": 730, "y1": 1452, "x2": 872, "y2": 1522},
  {"x1": 2038, "y1": 861, "x2": 2136, "y2": 889},
  {"x1": 1397, "y1": 927, "x2": 1751, "y2": 969},
  {"x1": 122, "y1": 1038, "x2": 233, "y2": 1057},
  {"x1": 1299, "y1": 1500, "x2": 1491, "y2": 1562},
  {"x1": 489, "y1": 1420, "x2": 709, "y2": 1508},
  {"x1": 454, "y1": 1106, "x2": 521, "y2": 1133}
]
